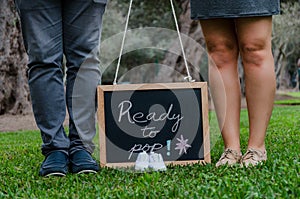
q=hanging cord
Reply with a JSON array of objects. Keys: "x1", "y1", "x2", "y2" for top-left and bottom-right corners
[
  {"x1": 113, "y1": 0, "x2": 194, "y2": 85},
  {"x1": 170, "y1": 0, "x2": 194, "y2": 82},
  {"x1": 113, "y1": 0, "x2": 133, "y2": 85}
]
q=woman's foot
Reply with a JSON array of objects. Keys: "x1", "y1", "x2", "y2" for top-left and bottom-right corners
[
  {"x1": 216, "y1": 148, "x2": 242, "y2": 167},
  {"x1": 241, "y1": 148, "x2": 267, "y2": 167}
]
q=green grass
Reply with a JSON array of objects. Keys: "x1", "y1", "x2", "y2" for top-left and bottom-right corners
[
  {"x1": 274, "y1": 99, "x2": 300, "y2": 105},
  {"x1": 0, "y1": 106, "x2": 299, "y2": 198},
  {"x1": 283, "y1": 92, "x2": 300, "y2": 98},
  {"x1": 275, "y1": 91, "x2": 300, "y2": 105}
]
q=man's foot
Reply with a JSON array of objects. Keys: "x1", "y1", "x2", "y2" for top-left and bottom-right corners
[
  {"x1": 39, "y1": 151, "x2": 69, "y2": 177},
  {"x1": 69, "y1": 149, "x2": 99, "y2": 174},
  {"x1": 216, "y1": 148, "x2": 242, "y2": 167},
  {"x1": 241, "y1": 148, "x2": 267, "y2": 167}
]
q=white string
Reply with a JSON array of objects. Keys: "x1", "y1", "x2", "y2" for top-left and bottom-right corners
[
  {"x1": 170, "y1": 0, "x2": 194, "y2": 82},
  {"x1": 113, "y1": 0, "x2": 133, "y2": 85},
  {"x1": 113, "y1": 0, "x2": 194, "y2": 85}
]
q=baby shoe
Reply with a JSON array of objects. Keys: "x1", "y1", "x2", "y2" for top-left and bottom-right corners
[
  {"x1": 149, "y1": 152, "x2": 167, "y2": 171},
  {"x1": 135, "y1": 151, "x2": 149, "y2": 171}
]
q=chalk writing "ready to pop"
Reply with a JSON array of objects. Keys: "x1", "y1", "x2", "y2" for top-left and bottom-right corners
[
  {"x1": 118, "y1": 100, "x2": 184, "y2": 136},
  {"x1": 117, "y1": 100, "x2": 184, "y2": 160}
]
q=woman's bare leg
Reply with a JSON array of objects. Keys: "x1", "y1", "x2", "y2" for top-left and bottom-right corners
[
  {"x1": 200, "y1": 19, "x2": 241, "y2": 152},
  {"x1": 235, "y1": 17, "x2": 276, "y2": 151}
]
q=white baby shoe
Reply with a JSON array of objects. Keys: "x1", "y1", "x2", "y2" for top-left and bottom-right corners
[
  {"x1": 134, "y1": 151, "x2": 149, "y2": 171},
  {"x1": 148, "y1": 152, "x2": 167, "y2": 171}
]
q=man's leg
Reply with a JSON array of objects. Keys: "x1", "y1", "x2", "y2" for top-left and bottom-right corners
[
  {"x1": 62, "y1": 0, "x2": 106, "y2": 156},
  {"x1": 15, "y1": 0, "x2": 69, "y2": 156}
]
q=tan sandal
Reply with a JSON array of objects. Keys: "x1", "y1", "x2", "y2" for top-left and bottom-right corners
[
  {"x1": 242, "y1": 148, "x2": 267, "y2": 167},
  {"x1": 216, "y1": 148, "x2": 242, "y2": 167}
]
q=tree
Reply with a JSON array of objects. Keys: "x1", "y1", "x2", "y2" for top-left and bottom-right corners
[
  {"x1": 103, "y1": 0, "x2": 206, "y2": 83},
  {"x1": 160, "y1": 0, "x2": 206, "y2": 82},
  {"x1": 1, "y1": 0, "x2": 299, "y2": 115},
  {"x1": 0, "y1": 0, "x2": 31, "y2": 115},
  {"x1": 272, "y1": 2, "x2": 300, "y2": 90},
  {"x1": 112, "y1": 0, "x2": 300, "y2": 93}
]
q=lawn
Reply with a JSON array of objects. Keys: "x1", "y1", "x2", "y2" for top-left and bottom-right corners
[
  {"x1": 0, "y1": 106, "x2": 299, "y2": 198},
  {"x1": 283, "y1": 92, "x2": 300, "y2": 98},
  {"x1": 275, "y1": 92, "x2": 300, "y2": 105},
  {"x1": 274, "y1": 99, "x2": 300, "y2": 105}
]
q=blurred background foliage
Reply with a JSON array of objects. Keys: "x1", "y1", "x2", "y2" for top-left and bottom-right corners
[
  {"x1": 101, "y1": 0, "x2": 300, "y2": 89},
  {"x1": 0, "y1": 0, "x2": 299, "y2": 114},
  {"x1": 101, "y1": 0, "x2": 181, "y2": 84}
]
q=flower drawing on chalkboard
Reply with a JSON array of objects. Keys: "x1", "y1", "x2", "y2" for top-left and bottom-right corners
[{"x1": 175, "y1": 135, "x2": 191, "y2": 155}]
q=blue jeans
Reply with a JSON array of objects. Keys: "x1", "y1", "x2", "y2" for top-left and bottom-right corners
[{"x1": 15, "y1": 0, "x2": 107, "y2": 156}]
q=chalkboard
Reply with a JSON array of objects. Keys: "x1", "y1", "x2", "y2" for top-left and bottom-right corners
[{"x1": 97, "y1": 82, "x2": 210, "y2": 168}]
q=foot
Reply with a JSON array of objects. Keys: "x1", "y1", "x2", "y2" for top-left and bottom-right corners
[
  {"x1": 39, "y1": 151, "x2": 69, "y2": 177},
  {"x1": 135, "y1": 151, "x2": 149, "y2": 171},
  {"x1": 216, "y1": 148, "x2": 242, "y2": 167},
  {"x1": 69, "y1": 150, "x2": 99, "y2": 174},
  {"x1": 241, "y1": 148, "x2": 267, "y2": 167},
  {"x1": 149, "y1": 152, "x2": 167, "y2": 171}
]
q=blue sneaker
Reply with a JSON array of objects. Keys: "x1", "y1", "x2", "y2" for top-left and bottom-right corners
[
  {"x1": 39, "y1": 151, "x2": 69, "y2": 177},
  {"x1": 70, "y1": 150, "x2": 99, "y2": 174}
]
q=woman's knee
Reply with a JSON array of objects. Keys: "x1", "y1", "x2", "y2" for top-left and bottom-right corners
[
  {"x1": 206, "y1": 38, "x2": 239, "y2": 68},
  {"x1": 236, "y1": 17, "x2": 273, "y2": 67},
  {"x1": 239, "y1": 39, "x2": 272, "y2": 67}
]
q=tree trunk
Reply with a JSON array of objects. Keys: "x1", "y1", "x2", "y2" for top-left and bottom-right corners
[
  {"x1": 0, "y1": 0, "x2": 31, "y2": 115},
  {"x1": 159, "y1": 0, "x2": 206, "y2": 83}
]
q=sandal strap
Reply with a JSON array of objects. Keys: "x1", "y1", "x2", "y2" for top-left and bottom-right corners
[
  {"x1": 216, "y1": 148, "x2": 242, "y2": 167},
  {"x1": 242, "y1": 148, "x2": 267, "y2": 162}
]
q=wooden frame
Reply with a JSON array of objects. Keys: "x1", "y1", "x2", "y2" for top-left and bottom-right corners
[{"x1": 97, "y1": 82, "x2": 210, "y2": 168}]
